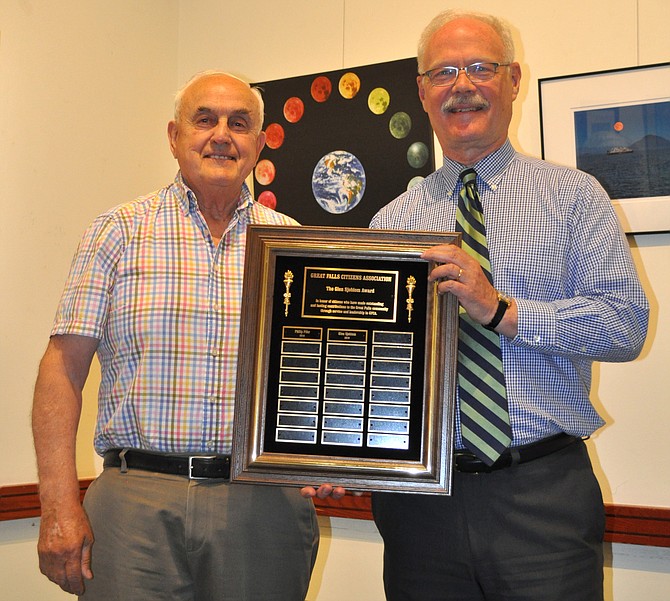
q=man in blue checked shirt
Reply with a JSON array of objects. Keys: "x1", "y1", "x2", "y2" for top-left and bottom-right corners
[{"x1": 308, "y1": 9, "x2": 648, "y2": 601}]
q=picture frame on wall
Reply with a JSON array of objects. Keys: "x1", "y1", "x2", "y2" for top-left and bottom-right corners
[{"x1": 539, "y1": 62, "x2": 670, "y2": 234}]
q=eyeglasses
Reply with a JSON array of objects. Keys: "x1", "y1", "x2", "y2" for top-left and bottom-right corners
[{"x1": 420, "y1": 62, "x2": 510, "y2": 87}]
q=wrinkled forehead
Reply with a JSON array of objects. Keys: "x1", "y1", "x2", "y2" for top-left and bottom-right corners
[
  {"x1": 426, "y1": 18, "x2": 506, "y2": 66},
  {"x1": 180, "y1": 75, "x2": 262, "y2": 123}
]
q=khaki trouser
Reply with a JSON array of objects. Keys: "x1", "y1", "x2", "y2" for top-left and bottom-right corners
[{"x1": 80, "y1": 467, "x2": 319, "y2": 601}]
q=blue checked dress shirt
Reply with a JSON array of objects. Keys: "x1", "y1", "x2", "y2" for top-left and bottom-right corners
[{"x1": 370, "y1": 140, "x2": 649, "y2": 448}]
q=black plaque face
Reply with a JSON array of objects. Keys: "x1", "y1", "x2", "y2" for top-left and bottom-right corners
[{"x1": 231, "y1": 225, "x2": 459, "y2": 494}]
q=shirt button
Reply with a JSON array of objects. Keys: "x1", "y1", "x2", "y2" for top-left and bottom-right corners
[{"x1": 205, "y1": 440, "x2": 215, "y2": 450}]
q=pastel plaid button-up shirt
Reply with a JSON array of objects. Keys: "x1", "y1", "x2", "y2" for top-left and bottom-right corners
[{"x1": 52, "y1": 173, "x2": 298, "y2": 455}]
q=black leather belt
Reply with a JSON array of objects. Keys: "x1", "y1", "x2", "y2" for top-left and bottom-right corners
[
  {"x1": 454, "y1": 433, "x2": 579, "y2": 474},
  {"x1": 104, "y1": 449, "x2": 231, "y2": 480}
]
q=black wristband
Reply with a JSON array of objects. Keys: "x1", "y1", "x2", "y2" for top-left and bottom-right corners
[{"x1": 483, "y1": 294, "x2": 510, "y2": 331}]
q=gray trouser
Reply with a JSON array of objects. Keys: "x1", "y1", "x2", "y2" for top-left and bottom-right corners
[
  {"x1": 372, "y1": 439, "x2": 605, "y2": 601},
  {"x1": 81, "y1": 467, "x2": 319, "y2": 601}
]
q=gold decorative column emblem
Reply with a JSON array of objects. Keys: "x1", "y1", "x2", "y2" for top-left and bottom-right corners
[
  {"x1": 283, "y1": 271, "x2": 294, "y2": 316},
  {"x1": 406, "y1": 275, "x2": 416, "y2": 323}
]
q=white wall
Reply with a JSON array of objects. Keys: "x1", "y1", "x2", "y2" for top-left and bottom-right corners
[
  {"x1": 1, "y1": 0, "x2": 669, "y2": 599},
  {"x1": 0, "y1": 0, "x2": 180, "y2": 485}
]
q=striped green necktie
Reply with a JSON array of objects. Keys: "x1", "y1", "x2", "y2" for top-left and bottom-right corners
[{"x1": 456, "y1": 168, "x2": 512, "y2": 465}]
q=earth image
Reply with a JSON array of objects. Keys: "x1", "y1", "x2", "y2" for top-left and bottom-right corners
[{"x1": 311, "y1": 151, "x2": 366, "y2": 214}]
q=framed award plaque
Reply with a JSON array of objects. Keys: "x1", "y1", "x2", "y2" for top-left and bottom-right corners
[{"x1": 231, "y1": 225, "x2": 459, "y2": 494}]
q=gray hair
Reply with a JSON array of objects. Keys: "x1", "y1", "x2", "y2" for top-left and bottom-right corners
[
  {"x1": 417, "y1": 9, "x2": 516, "y2": 73},
  {"x1": 173, "y1": 70, "x2": 265, "y2": 132}
]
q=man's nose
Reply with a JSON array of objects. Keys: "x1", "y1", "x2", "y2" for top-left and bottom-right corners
[
  {"x1": 212, "y1": 120, "x2": 233, "y2": 143},
  {"x1": 452, "y1": 68, "x2": 477, "y2": 90}
]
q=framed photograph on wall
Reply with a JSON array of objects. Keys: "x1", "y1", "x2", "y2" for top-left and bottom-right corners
[{"x1": 539, "y1": 62, "x2": 670, "y2": 233}]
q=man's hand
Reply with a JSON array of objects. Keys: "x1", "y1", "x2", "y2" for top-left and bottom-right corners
[
  {"x1": 422, "y1": 244, "x2": 498, "y2": 324},
  {"x1": 300, "y1": 484, "x2": 347, "y2": 500},
  {"x1": 38, "y1": 504, "x2": 94, "y2": 595},
  {"x1": 421, "y1": 244, "x2": 518, "y2": 337}
]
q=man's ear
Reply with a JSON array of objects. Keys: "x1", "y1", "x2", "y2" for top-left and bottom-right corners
[
  {"x1": 167, "y1": 121, "x2": 178, "y2": 158},
  {"x1": 255, "y1": 130, "x2": 267, "y2": 160},
  {"x1": 417, "y1": 75, "x2": 427, "y2": 104},
  {"x1": 509, "y1": 62, "x2": 522, "y2": 101}
]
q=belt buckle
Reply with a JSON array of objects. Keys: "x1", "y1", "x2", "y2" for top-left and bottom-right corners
[{"x1": 188, "y1": 455, "x2": 217, "y2": 479}]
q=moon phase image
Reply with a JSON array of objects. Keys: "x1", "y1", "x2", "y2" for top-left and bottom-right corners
[
  {"x1": 254, "y1": 159, "x2": 276, "y2": 186},
  {"x1": 312, "y1": 151, "x2": 366, "y2": 214},
  {"x1": 407, "y1": 176, "x2": 425, "y2": 190},
  {"x1": 311, "y1": 76, "x2": 332, "y2": 103},
  {"x1": 389, "y1": 111, "x2": 412, "y2": 139},
  {"x1": 264, "y1": 123, "x2": 285, "y2": 149},
  {"x1": 338, "y1": 72, "x2": 361, "y2": 99},
  {"x1": 407, "y1": 142, "x2": 430, "y2": 169},
  {"x1": 283, "y1": 97, "x2": 305, "y2": 123},
  {"x1": 257, "y1": 190, "x2": 277, "y2": 210},
  {"x1": 368, "y1": 87, "x2": 390, "y2": 115}
]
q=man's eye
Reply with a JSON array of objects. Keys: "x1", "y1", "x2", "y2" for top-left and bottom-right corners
[
  {"x1": 230, "y1": 119, "x2": 250, "y2": 131},
  {"x1": 472, "y1": 64, "x2": 493, "y2": 74}
]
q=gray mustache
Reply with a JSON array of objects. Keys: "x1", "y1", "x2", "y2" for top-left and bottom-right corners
[{"x1": 441, "y1": 95, "x2": 490, "y2": 112}]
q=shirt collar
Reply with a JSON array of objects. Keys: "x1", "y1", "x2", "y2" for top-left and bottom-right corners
[
  {"x1": 439, "y1": 139, "x2": 517, "y2": 195},
  {"x1": 172, "y1": 171, "x2": 254, "y2": 216}
]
